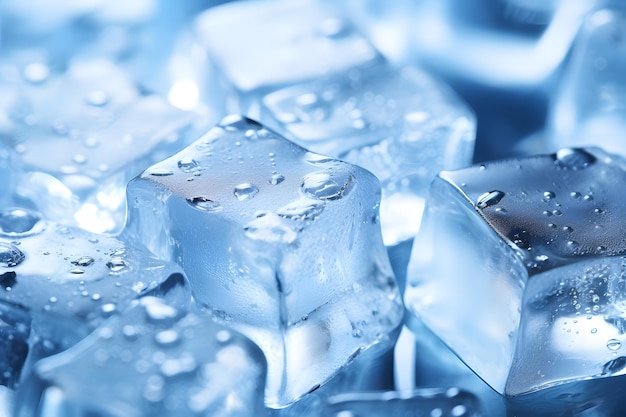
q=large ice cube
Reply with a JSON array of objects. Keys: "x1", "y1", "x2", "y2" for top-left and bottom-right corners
[
  {"x1": 2, "y1": 59, "x2": 196, "y2": 233},
  {"x1": 405, "y1": 147, "x2": 626, "y2": 396},
  {"x1": 15, "y1": 296, "x2": 266, "y2": 417},
  {"x1": 191, "y1": 0, "x2": 383, "y2": 113},
  {"x1": 549, "y1": 9, "x2": 626, "y2": 157},
  {"x1": 0, "y1": 207, "x2": 188, "y2": 385},
  {"x1": 261, "y1": 64, "x2": 475, "y2": 245},
  {"x1": 123, "y1": 115, "x2": 404, "y2": 407}
]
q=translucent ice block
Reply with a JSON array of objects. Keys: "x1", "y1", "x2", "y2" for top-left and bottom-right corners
[
  {"x1": 0, "y1": 207, "x2": 188, "y2": 385},
  {"x1": 322, "y1": 388, "x2": 482, "y2": 417},
  {"x1": 2, "y1": 59, "x2": 196, "y2": 233},
  {"x1": 261, "y1": 64, "x2": 475, "y2": 245},
  {"x1": 192, "y1": 0, "x2": 383, "y2": 113},
  {"x1": 549, "y1": 9, "x2": 626, "y2": 157},
  {"x1": 123, "y1": 115, "x2": 404, "y2": 407},
  {"x1": 15, "y1": 296, "x2": 266, "y2": 417},
  {"x1": 405, "y1": 147, "x2": 626, "y2": 396}
]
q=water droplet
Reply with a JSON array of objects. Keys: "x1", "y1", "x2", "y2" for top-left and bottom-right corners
[
  {"x1": 570, "y1": 191, "x2": 581, "y2": 199},
  {"x1": 301, "y1": 170, "x2": 354, "y2": 200},
  {"x1": 218, "y1": 115, "x2": 263, "y2": 132},
  {"x1": 106, "y1": 258, "x2": 128, "y2": 273},
  {"x1": 476, "y1": 190, "x2": 504, "y2": 209},
  {"x1": 562, "y1": 226, "x2": 573, "y2": 233},
  {"x1": 186, "y1": 197, "x2": 223, "y2": 212},
  {"x1": 85, "y1": 90, "x2": 109, "y2": 107},
  {"x1": 216, "y1": 330, "x2": 232, "y2": 344},
  {"x1": 277, "y1": 198, "x2": 325, "y2": 220},
  {"x1": 269, "y1": 173, "x2": 285, "y2": 185},
  {"x1": 554, "y1": 148, "x2": 596, "y2": 169},
  {"x1": 141, "y1": 297, "x2": 179, "y2": 323},
  {"x1": 149, "y1": 169, "x2": 173, "y2": 177},
  {"x1": 244, "y1": 212, "x2": 298, "y2": 244},
  {"x1": 594, "y1": 208, "x2": 605, "y2": 214},
  {"x1": 154, "y1": 330, "x2": 180, "y2": 347},
  {"x1": 0, "y1": 208, "x2": 44, "y2": 237},
  {"x1": 233, "y1": 183, "x2": 259, "y2": 201},
  {"x1": 70, "y1": 268, "x2": 84, "y2": 275},
  {"x1": 591, "y1": 328, "x2": 598, "y2": 334},
  {"x1": 602, "y1": 356, "x2": 626, "y2": 376},
  {"x1": 23, "y1": 63, "x2": 49, "y2": 84},
  {"x1": 0, "y1": 243, "x2": 25, "y2": 267},
  {"x1": 177, "y1": 158, "x2": 199, "y2": 173},
  {"x1": 607, "y1": 339, "x2": 622, "y2": 351},
  {"x1": 543, "y1": 191, "x2": 555, "y2": 200},
  {"x1": 71, "y1": 256, "x2": 94, "y2": 267}
]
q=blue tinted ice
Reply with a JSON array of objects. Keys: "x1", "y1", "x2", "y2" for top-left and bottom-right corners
[
  {"x1": 321, "y1": 388, "x2": 482, "y2": 417},
  {"x1": 261, "y1": 65, "x2": 475, "y2": 245},
  {"x1": 550, "y1": 9, "x2": 626, "y2": 156},
  {"x1": 15, "y1": 296, "x2": 266, "y2": 417},
  {"x1": 192, "y1": 0, "x2": 383, "y2": 112},
  {"x1": 405, "y1": 147, "x2": 626, "y2": 396},
  {"x1": 0, "y1": 207, "x2": 188, "y2": 386},
  {"x1": 123, "y1": 115, "x2": 404, "y2": 407},
  {"x1": 2, "y1": 59, "x2": 196, "y2": 233}
]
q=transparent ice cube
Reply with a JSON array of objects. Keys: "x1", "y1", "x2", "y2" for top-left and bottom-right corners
[
  {"x1": 191, "y1": 0, "x2": 383, "y2": 113},
  {"x1": 2, "y1": 59, "x2": 196, "y2": 233},
  {"x1": 0, "y1": 207, "x2": 189, "y2": 385},
  {"x1": 15, "y1": 296, "x2": 266, "y2": 417},
  {"x1": 261, "y1": 64, "x2": 475, "y2": 246},
  {"x1": 123, "y1": 115, "x2": 404, "y2": 407},
  {"x1": 405, "y1": 147, "x2": 626, "y2": 396},
  {"x1": 549, "y1": 9, "x2": 626, "y2": 157}
]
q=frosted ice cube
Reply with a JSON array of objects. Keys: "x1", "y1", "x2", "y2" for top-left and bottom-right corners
[
  {"x1": 550, "y1": 9, "x2": 626, "y2": 157},
  {"x1": 0, "y1": 207, "x2": 188, "y2": 384},
  {"x1": 15, "y1": 296, "x2": 266, "y2": 417},
  {"x1": 3, "y1": 59, "x2": 196, "y2": 233},
  {"x1": 192, "y1": 0, "x2": 383, "y2": 112},
  {"x1": 261, "y1": 64, "x2": 475, "y2": 245},
  {"x1": 405, "y1": 147, "x2": 626, "y2": 396},
  {"x1": 321, "y1": 387, "x2": 482, "y2": 417},
  {"x1": 123, "y1": 115, "x2": 404, "y2": 407}
]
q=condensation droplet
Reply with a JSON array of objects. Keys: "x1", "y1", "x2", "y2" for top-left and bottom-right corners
[
  {"x1": 0, "y1": 243, "x2": 25, "y2": 267},
  {"x1": 85, "y1": 90, "x2": 110, "y2": 107},
  {"x1": 555, "y1": 148, "x2": 596, "y2": 169},
  {"x1": 301, "y1": 171, "x2": 354, "y2": 201},
  {"x1": 71, "y1": 256, "x2": 94, "y2": 267},
  {"x1": 149, "y1": 169, "x2": 173, "y2": 177},
  {"x1": 233, "y1": 183, "x2": 259, "y2": 201},
  {"x1": 106, "y1": 258, "x2": 128, "y2": 273},
  {"x1": 177, "y1": 158, "x2": 199, "y2": 173},
  {"x1": 269, "y1": 173, "x2": 285, "y2": 185},
  {"x1": 0, "y1": 208, "x2": 44, "y2": 237},
  {"x1": 607, "y1": 339, "x2": 622, "y2": 351},
  {"x1": 476, "y1": 190, "x2": 504, "y2": 209},
  {"x1": 186, "y1": 197, "x2": 222, "y2": 212}
]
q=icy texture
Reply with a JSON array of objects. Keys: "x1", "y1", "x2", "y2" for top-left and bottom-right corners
[
  {"x1": 0, "y1": 207, "x2": 188, "y2": 386},
  {"x1": 321, "y1": 388, "x2": 482, "y2": 417},
  {"x1": 405, "y1": 147, "x2": 626, "y2": 396},
  {"x1": 2, "y1": 59, "x2": 196, "y2": 233},
  {"x1": 261, "y1": 64, "x2": 475, "y2": 245},
  {"x1": 550, "y1": 9, "x2": 626, "y2": 156},
  {"x1": 192, "y1": 0, "x2": 383, "y2": 112},
  {"x1": 15, "y1": 296, "x2": 266, "y2": 417},
  {"x1": 124, "y1": 115, "x2": 404, "y2": 407}
]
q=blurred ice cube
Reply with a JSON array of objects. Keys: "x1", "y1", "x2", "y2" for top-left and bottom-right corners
[
  {"x1": 191, "y1": 0, "x2": 383, "y2": 114},
  {"x1": 405, "y1": 147, "x2": 626, "y2": 397},
  {"x1": 0, "y1": 207, "x2": 189, "y2": 385},
  {"x1": 1, "y1": 59, "x2": 196, "y2": 233},
  {"x1": 549, "y1": 9, "x2": 626, "y2": 156},
  {"x1": 15, "y1": 296, "x2": 266, "y2": 417},
  {"x1": 261, "y1": 64, "x2": 475, "y2": 246},
  {"x1": 123, "y1": 115, "x2": 404, "y2": 407}
]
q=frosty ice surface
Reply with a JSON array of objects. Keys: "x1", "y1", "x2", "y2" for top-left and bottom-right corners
[
  {"x1": 0, "y1": 207, "x2": 188, "y2": 386},
  {"x1": 123, "y1": 115, "x2": 404, "y2": 407},
  {"x1": 405, "y1": 147, "x2": 626, "y2": 396},
  {"x1": 261, "y1": 64, "x2": 475, "y2": 245},
  {"x1": 2, "y1": 59, "x2": 196, "y2": 233},
  {"x1": 15, "y1": 296, "x2": 266, "y2": 417}
]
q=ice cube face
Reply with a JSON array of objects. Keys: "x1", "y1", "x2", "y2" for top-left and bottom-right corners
[
  {"x1": 261, "y1": 65, "x2": 476, "y2": 245},
  {"x1": 405, "y1": 147, "x2": 626, "y2": 396},
  {"x1": 0, "y1": 207, "x2": 188, "y2": 385},
  {"x1": 193, "y1": 0, "x2": 383, "y2": 111},
  {"x1": 123, "y1": 115, "x2": 404, "y2": 407},
  {"x1": 550, "y1": 9, "x2": 626, "y2": 157},
  {"x1": 15, "y1": 296, "x2": 267, "y2": 417},
  {"x1": 322, "y1": 388, "x2": 482, "y2": 417},
  {"x1": 2, "y1": 59, "x2": 196, "y2": 233}
]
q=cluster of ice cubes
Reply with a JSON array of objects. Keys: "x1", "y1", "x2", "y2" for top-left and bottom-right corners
[{"x1": 1, "y1": 0, "x2": 626, "y2": 416}]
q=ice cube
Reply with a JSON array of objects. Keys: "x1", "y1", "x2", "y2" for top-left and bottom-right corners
[
  {"x1": 405, "y1": 147, "x2": 626, "y2": 396},
  {"x1": 0, "y1": 207, "x2": 189, "y2": 385},
  {"x1": 321, "y1": 387, "x2": 482, "y2": 417},
  {"x1": 15, "y1": 296, "x2": 266, "y2": 417},
  {"x1": 2, "y1": 59, "x2": 196, "y2": 233},
  {"x1": 123, "y1": 115, "x2": 404, "y2": 407},
  {"x1": 261, "y1": 64, "x2": 475, "y2": 246},
  {"x1": 192, "y1": 0, "x2": 383, "y2": 113},
  {"x1": 549, "y1": 9, "x2": 626, "y2": 157}
]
